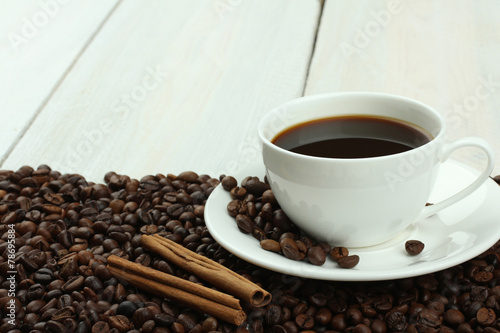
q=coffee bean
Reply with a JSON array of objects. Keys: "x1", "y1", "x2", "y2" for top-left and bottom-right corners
[
  {"x1": 386, "y1": 311, "x2": 406, "y2": 331},
  {"x1": 405, "y1": 240, "x2": 425, "y2": 255},
  {"x1": 473, "y1": 270, "x2": 494, "y2": 283},
  {"x1": 44, "y1": 320, "x2": 67, "y2": 333},
  {"x1": 152, "y1": 313, "x2": 174, "y2": 328},
  {"x1": 109, "y1": 315, "x2": 131, "y2": 332},
  {"x1": 444, "y1": 308, "x2": 465, "y2": 326},
  {"x1": 177, "y1": 313, "x2": 198, "y2": 331},
  {"x1": 295, "y1": 313, "x2": 314, "y2": 330},
  {"x1": 371, "y1": 318, "x2": 387, "y2": 333},
  {"x1": 330, "y1": 247, "x2": 349, "y2": 261},
  {"x1": 235, "y1": 214, "x2": 253, "y2": 234},
  {"x1": 221, "y1": 176, "x2": 237, "y2": 191},
  {"x1": 314, "y1": 307, "x2": 332, "y2": 325},
  {"x1": 33, "y1": 267, "x2": 54, "y2": 284},
  {"x1": 477, "y1": 307, "x2": 496, "y2": 326},
  {"x1": 133, "y1": 307, "x2": 154, "y2": 328},
  {"x1": 230, "y1": 187, "x2": 247, "y2": 200},
  {"x1": 57, "y1": 294, "x2": 72, "y2": 308},
  {"x1": 92, "y1": 321, "x2": 110, "y2": 333},
  {"x1": 307, "y1": 246, "x2": 326, "y2": 266},
  {"x1": 338, "y1": 255, "x2": 360, "y2": 268},
  {"x1": 352, "y1": 323, "x2": 372, "y2": 333},
  {"x1": 177, "y1": 171, "x2": 199, "y2": 183},
  {"x1": 272, "y1": 209, "x2": 292, "y2": 232},
  {"x1": 51, "y1": 306, "x2": 75, "y2": 321},
  {"x1": 201, "y1": 316, "x2": 218, "y2": 331},
  {"x1": 26, "y1": 299, "x2": 46, "y2": 313},
  {"x1": 242, "y1": 177, "x2": 269, "y2": 196},
  {"x1": 264, "y1": 304, "x2": 282, "y2": 326},
  {"x1": 260, "y1": 239, "x2": 281, "y2": 253},
  {"x1": 26, "y1": 283, "x2": 44, "y2": 301},
  {"x1": 415, "y1": 308, "x2": 442, "y2": 327},
  {"x1": 61, "y1": 275, "x2": 84, "y2": 293},
  {"x1": 280, "y1": 238, "x2": 301, "y2": 261}
]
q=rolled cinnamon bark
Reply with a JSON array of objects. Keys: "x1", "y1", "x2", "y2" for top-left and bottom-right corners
[
  {"x1": 141, "y1": 234, "x2": 272, "y2": 307},
  {"x1": 107, "y1": 255, "x2": 242, "y2": 310},
  {"x1": 108, "y1": 265, "x2": 246, "y2": 325}
]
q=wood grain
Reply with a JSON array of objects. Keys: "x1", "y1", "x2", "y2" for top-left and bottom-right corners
[
  {"x1": 2, "y1": 0, "x2": 321, "y2": 181},
  {"x1": 305, "y1": 0, "x2": 500, "y2": 175},
  {"x1": 0, "y1": 0, "x2": 120, "y2": 163}
]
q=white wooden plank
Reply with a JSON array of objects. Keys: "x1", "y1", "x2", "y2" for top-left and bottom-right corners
[
  {"x1": 2, "y1": 0, "x2": 321, "y2": 181},
  {"x1": 305, "y1": 0, "x2": 500, "y2": 175},
  {"x1": 0, "y1": 0, "x2": 120, "y2": 162}
]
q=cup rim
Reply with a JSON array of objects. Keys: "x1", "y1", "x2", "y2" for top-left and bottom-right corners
[{"x1": 258, "y1": 92, "x2": 445, "y2": 162}]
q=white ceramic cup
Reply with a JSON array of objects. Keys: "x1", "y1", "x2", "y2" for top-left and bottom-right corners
[{"x1": 258, "y1": 92, "x2": 495, "y2": 248}]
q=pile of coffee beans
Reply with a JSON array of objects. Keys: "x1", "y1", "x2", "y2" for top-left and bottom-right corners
[
  {"x1": 223, "y1": 175, "x2": 361, "y2": 268},
  {"x1": 1, "y1": 165, "x2": 500, "y2": 333}
]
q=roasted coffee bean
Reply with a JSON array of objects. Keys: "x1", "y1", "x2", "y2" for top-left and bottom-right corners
[
  {"x1": 44, "y1": 320, "x2": 67, "y2": 333},
  {"x1": 116, "y1": 300, "x2": 138, "y2": 317},
  {"x1": 58, "y1": 294, "x2": 72, "y2": 308},
  {"x1": 34, "y1": 267, "x2": 54, "y2": 284},
  {"x1": 59, "y1": 258, "x2": 78, "y2": 279},
  {"x1": 26, "y1": 283, "x2": 44, "y2": 301},
  {"x1": 371, "y1": 318, "x2": 387, "y2": 333},
  {"x1": 260, "y1": 239, "x2": 281, "y2": 253},
  {"x1": 221, "y1": 176, "x2": 237, "y2": 191},
  {"x1": 92, "y1": 321, "x2": 110, "y2": 333},
  {"x1": 280, "y1": 238, "x2": 302, "y2": 261},
  {"x1": 251, "y1": 226, "x2": 266, "y2": 241},
  {"x1": 338, "y1": 255, "x2": 360, "y2": 268},
  {"x1": 477, "y1": 307, "x2": 496, "y2": 326},
  {"x1": 295, "y1": 313, "x2": 314, "y2": 330},
  {"x1": 352, "y1": 323, "x2": 372, "y2": 333},
  {"x1": 235, "y1": 214, "x2": 254, "y2": 234},
  {"x1": 61, "y1": 275, "x2": 84, "y2": 293},
  {"x1": 405, "y1": 240, "x2": 425, "y2": 255},
  {"x1": 307, "y1": 246, "x2": 326, "y2": 266},
  {"x1": 230, "y1": 187, "x2": 247, "y2": 200},
  {"x1": 154, "y1": 313, "x2": 176, "y2": 327},
  {"x1": 264, "y1": 304, "x2": 282, "y2": 326},
  {"x1": 133, "y1": 307, "x2": 154, "y2": 328},
  {"x1": 444, "y1": 308, "x2": 465, "y2": 326},
  {"x1": 109, "y1": 315, "x2": 131, "y2": 332},
  {"x1": 26, "y1": 299, "x2": 46, "y2": 313},
  {"x1": 314, "y1": 307, "x2": 332, "y2": 325},
  {"x1": 242, "y1": 177, "x2": 269, "y2": 196},
  {"x1": 346, "y1": 307, "x2": 363, "y2": 325},
  {"x1": 330, "y1": 247, "x2": 349, "y2": 261},
  {"x1": 177, "y1": 312, "x2": 198, "y2": 331},
  {"x1": 201, "y1": 316, "x2": 218, "y2": 331},
  {"x1": 51, "y1": 306, "x2": 75, "y2": 321},
  {"x1": 227, "y1": 200, "x2": 242, "y2": 217},
  {"x1": 386, "y1": 311, "x2": 406, "y2": 331},
  {"x1": 415, "y1": 308, "x2": 442, "y2": 327}
]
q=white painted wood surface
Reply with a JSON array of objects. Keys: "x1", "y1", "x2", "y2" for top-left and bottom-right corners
[
  {"x1": 306, "y1": 0, "x2": 500, "y2": 175},
  {"x1": 1, "y1": 0, "x2": 499, "y2": 181},
  {"x1": 0, "y1": 0, "x2": 120, "y2": 164},
  {"x1": 2, "y1": 0, "x2": 321, "y2": 182}
]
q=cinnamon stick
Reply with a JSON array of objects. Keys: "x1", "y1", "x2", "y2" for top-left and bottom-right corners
[
  {"x1": 141, "y1": 234, "x2": 272, "y2": 307},
  {"x1": 107, "y1": 265, "x2": 246, "y2": 325},
  {"x1": 107, "y1": 255, "x2": 241, "y2": 310}
]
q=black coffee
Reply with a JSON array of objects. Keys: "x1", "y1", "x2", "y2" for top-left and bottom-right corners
[{"x1": 272, "y1": 115, "x2": 432, "y2": 158}]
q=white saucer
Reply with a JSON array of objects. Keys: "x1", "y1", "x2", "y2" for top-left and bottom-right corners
[{"x1": 205, "y1": 160, "x2": 500, "y2": 281}]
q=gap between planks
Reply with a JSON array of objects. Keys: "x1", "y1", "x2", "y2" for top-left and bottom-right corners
[{"x1": 0, "y1": 0, "x2": 124, "y2": 168}]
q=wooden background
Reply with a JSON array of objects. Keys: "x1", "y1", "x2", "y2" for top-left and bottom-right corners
[{"x1": 1, "y1": 0, "x2": 499, "y2": 182}]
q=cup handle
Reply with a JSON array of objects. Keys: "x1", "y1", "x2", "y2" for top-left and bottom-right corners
[{"x1": 416, "y1": 137, "x2": 495, "y2": 221}]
